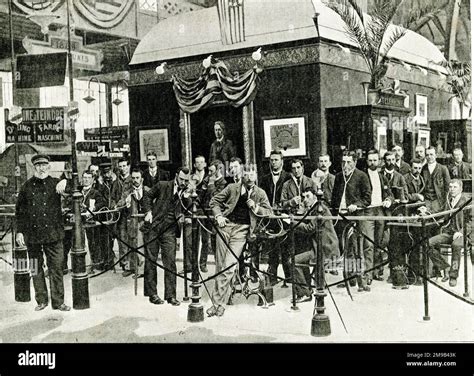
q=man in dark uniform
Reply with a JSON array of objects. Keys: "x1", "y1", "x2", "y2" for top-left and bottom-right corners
[{"x1": 15, "y1": 154, "x2": 70, "y2": 311}]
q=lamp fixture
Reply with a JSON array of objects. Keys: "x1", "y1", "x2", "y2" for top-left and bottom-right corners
[
  {"x1": 155, "y1": 62, "x2": 167, "y2": 75},
  {"x1": 27, "y1": 11, "x2": 59, "y2": 35},
  {"x1": 251, "y1": 47, "x2": 262, "y2": 61},
  {"x1": 203, "y1": 55, "x2": 213, "y2": 68},
  {"x1": 8, "y1": 105, "x2": 22, "y2": 124}
]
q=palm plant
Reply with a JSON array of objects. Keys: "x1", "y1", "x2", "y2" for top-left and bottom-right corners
[
  {"x1": 326, "y1": 0, "x2": 437, "y2": 90},
  {"x1": 438, "y1": 60, "x2": 471, "y2": 118}
]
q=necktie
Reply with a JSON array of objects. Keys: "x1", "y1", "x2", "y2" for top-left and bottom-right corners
[
  {"x1": 134, "y1": 188, "x2": 142, "y2": 201},
  {"x1": 174, "y1": 190, "x2": 181, "y2": 219},
  {"x1": 296, "y1": 177, "x2": 301, "y2": 187}
]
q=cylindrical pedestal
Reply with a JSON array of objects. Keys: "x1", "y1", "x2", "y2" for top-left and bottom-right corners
[
  {"x1": 72, "y1": 275, "x2": 90, "y2": 310},
  {"x1": 187, "y1": 194, "x2": 203, "y2": 322},
  {"x1": 13, "y1": 244, "x2": 30, "y2": 302},
  {"x1": 71, "y1": 251, "x2": 89, "y2": 309},
  {"x1": 187, "y1": 282, "x2": 204, "y2": 322},
  {"x1": 311, "y1": 314, "x2": 331, "y2": 337},
  {"x1": 71, "y1": 190, "x2": 90, "y2": 310}
]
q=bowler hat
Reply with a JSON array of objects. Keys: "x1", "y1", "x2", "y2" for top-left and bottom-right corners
[{"x1": 31, "y1": 154, "x2": 50, "y2": 165}]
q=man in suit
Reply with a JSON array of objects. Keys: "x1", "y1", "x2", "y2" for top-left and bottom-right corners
[
  {"x1": 207, "y1": 168, "x2": 272, "y2": 317},
  {"x1": 365, "y1": 150, "x2": 393, "y2": 283},
  {"x1": 392, "y1": 144, "x2": 411, "y2": 175},
  {"x1": 281, "y1": 159, "x2": 315, "y2": 212},
  {"x1": 382, "y1": 151, "x2": 408, "y2": 203},
  {"x1": 182, "y1": 155, "x2": 210, "y2": 274},
  {"x1": 15, "y1": 154, "x2": 70, "y2": 311},
  {"x1": 428, "y1": 179, "x2": 470, "y2": 287},
  {"x1": 259, "y1": 150, "x2": 291, "y2": 285},
  {"x1": 332, "y1": 151, "x2": 372, "y2": 291},
  {"x1": 112, "y1": 158, "x2": 135, "y2": 276},
  {"x1": 292, "y1": 187, "x2": 339, "y2": 302},
  {"x1": 203, "y1": 160, "x2": 228, "y2": 272},
  {"x1": 332, "y1": 151, "x2": 372, "y2": 213},
  {"x1": 310, "y1": 154, "x2": 335, "y2": 205},
  {"x1": 448, "y1": 148, "x2": 472, "y2": 180},
  {"x1": 209, "y1": 121, "x2": 236, "y2": 165},
  {"x1": 227, "y1": 156, "x2": 243, "y2": 185},
  {"x1": 116, "y1": 168, "x2": 150, "y2": 278},
  {"x1": 81, "y1": 170, "x2": 106, "y2": 273},
  {"x1": 98, "y1": 162, "x2": 116, "y2": 269},
  {"x1": 207, "y1": 159, "x2": 228, "y2": 199},
  {"x1": 143, "y1": 151, "x2": 170, "y2": 188},
  {"x1": 415, "y1": 145, "x2": 427, "y2": 167},
  {"x1": 142, "y1": 167, "x2": 191, "y2": 306},
  {"x1": 403, "y1": 158, "x2": 425, "y2": 203},
  {"x1": 422, "y1": 147, "x2": 451, "y2": 213}
]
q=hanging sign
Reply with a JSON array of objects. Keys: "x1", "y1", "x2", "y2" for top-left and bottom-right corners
[{"x1": 22, "y1": 28, "x2": 103, "y2": 72}]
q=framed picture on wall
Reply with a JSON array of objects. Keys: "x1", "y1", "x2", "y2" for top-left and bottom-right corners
[
  {"x1": 138, "y1": 128, "x2": 170, "y2": 162},
  {"x1": 418, "y1": 128, "x2": 430, "y2": 149},
  {"x1": 415, "y1": 94, "x2": 428, "y2": 124},
  {"x1": 376, "y1": 126, "x2": 387, "y2": 156},
  {"x1": 263, "y1": 116, "x2": 307, "y2": 158}
]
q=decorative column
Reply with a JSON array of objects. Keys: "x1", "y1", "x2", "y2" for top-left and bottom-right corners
[
  {"x1": 180, "y1": 110, "x2": 192, "y2": 167},
  {"x1": 242, "y1": 102, "x2": 256, "y2": 166}
]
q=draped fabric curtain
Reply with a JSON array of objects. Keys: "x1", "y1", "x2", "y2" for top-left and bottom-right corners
[{"x1": 172, "y1": 59, "x2": 261, "y2": 114}]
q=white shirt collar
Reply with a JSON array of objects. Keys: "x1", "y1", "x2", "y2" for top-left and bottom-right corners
[
  {"x1": 428, "y1": 161, "x2": 437, "y2": 173},
  {"x1": 450, "y1": 193, "x2": 462, "y2": 207},
  {"x1": 271, "y1": 168, "x2": 282, "y2": 176}
]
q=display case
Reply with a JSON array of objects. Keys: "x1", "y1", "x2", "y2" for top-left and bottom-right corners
[
  {"x1": 326, "y1": 105, "x2": 412, "y2": 172},
  {"x1": 429, "y1": 119, "x2": 472, "y2": 163}
]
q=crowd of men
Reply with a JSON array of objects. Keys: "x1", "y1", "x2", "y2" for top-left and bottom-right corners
[{"x1": 15, "y1": 120, "x2": 471, "y2": 316}]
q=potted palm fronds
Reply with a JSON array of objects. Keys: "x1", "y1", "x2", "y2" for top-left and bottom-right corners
[
  {"x1": 438, "y1": 60, "x2": 471, "y2": 118},
  {"x1": 325, "y1": 0, "x2": 417, "y2": 104}
]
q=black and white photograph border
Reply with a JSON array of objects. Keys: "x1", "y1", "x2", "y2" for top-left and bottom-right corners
[{"x1": 0, "y1": 0, "x2": 473, "y2": 370}]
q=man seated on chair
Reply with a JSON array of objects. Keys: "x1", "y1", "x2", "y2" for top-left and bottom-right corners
[
  {"x1": 428, "y1": 179, "x2": 471, "y2": 287},
  {"x1": 291, "y1": 187, "x2": 339, "y2": 303},
  {"x1": 207, "y1": 165, "x2": 272, "y2": 317}
]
